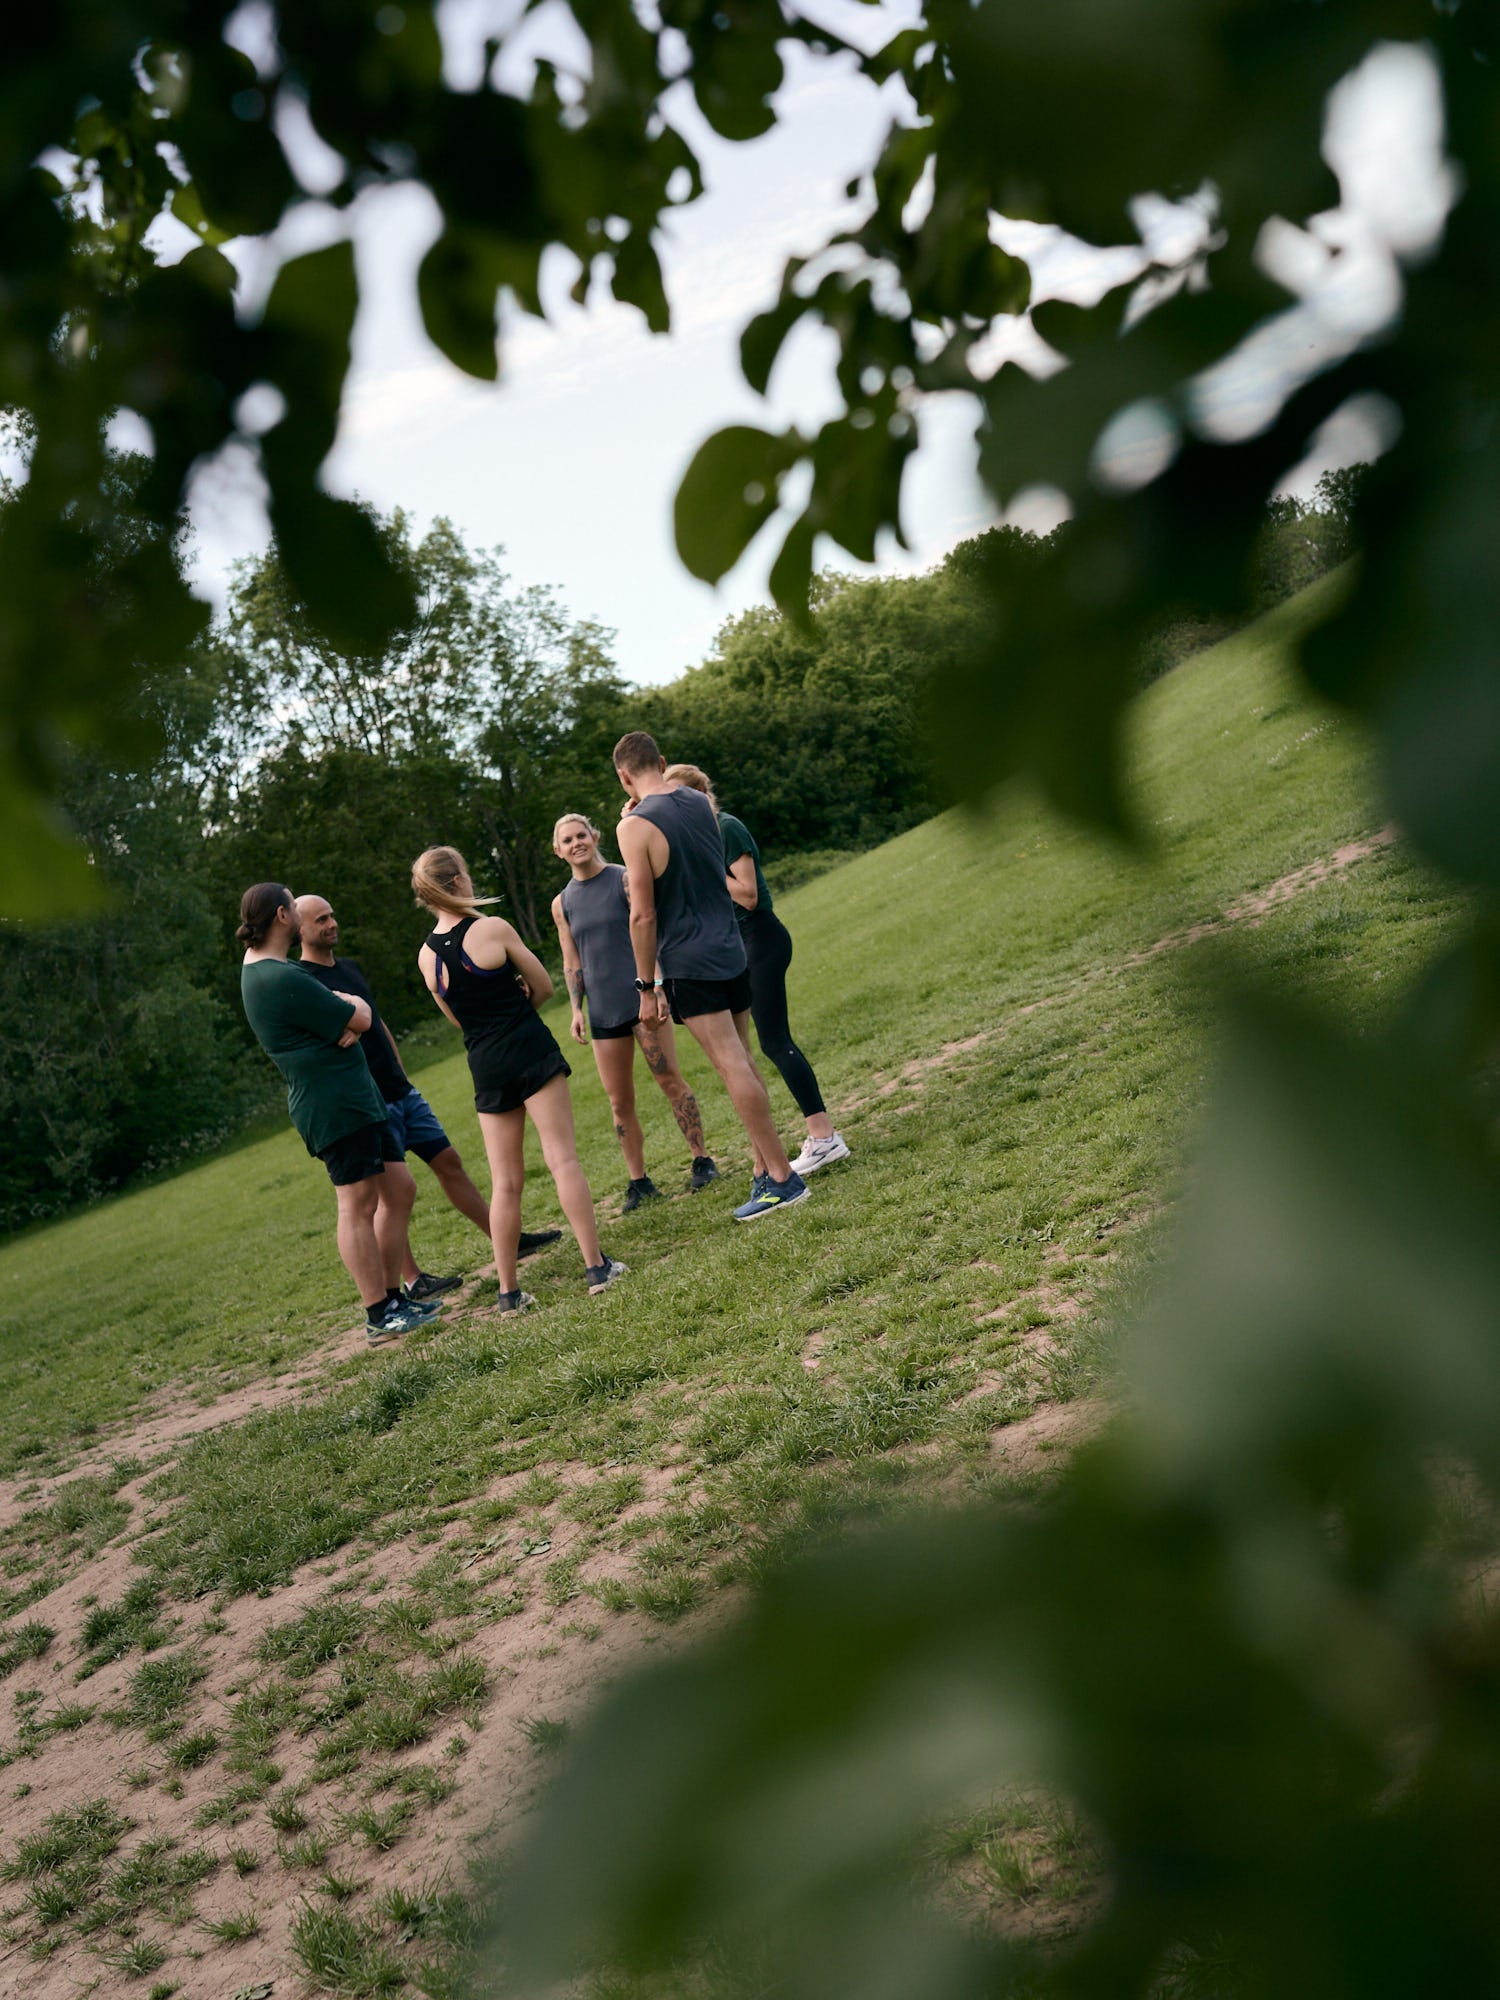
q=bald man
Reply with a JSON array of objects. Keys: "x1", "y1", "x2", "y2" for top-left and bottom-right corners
[{"x1": 295, "y1": 894, "x2": 561, "y2": 1295}]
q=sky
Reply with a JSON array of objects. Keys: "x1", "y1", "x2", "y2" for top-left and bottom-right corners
[{"x1": 176, "y1": 7, "x2": 1453, "y2": 688}]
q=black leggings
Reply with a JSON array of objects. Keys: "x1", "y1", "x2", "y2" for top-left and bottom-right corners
[{"x1": 741, "y1": 908, "x2": 825, "y2": 1118}]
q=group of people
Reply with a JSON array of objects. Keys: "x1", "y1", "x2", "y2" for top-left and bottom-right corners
[{"x1": 238, "y1": 732, "x2": 849, "y2": 1345}]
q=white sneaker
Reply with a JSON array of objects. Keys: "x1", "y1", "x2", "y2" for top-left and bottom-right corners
[{"x1": 789, "y1": 1132, "x2": 850, "y2": 1176}]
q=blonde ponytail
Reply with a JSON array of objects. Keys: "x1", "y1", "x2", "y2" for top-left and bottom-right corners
[
  {"x1": 411, "y1": 845, "x2": 499, "y2": 918},
  {"x1": 664, "y1": 762, "x2": 718, "y2": 817}
]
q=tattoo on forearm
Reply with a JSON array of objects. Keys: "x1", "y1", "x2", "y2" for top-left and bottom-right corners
[{"x1": 567, "y1": 969, "x2": 585, "y2": 1006}]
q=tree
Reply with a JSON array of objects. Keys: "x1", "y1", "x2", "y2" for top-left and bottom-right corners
[{"x1": 213, "y1": 507, "x2": 630, "y2": 951}]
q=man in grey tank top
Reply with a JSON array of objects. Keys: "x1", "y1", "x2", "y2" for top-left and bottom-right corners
[{"x1": 614, "y1": 731, "x2": 808, "y2": 1222}]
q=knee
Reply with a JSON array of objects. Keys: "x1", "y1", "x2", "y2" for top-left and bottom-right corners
[
  {"x1": 606, "y1": 1093, "x2": 635, "y2": 1125},
  {"x1": 540, "y1": 1138, "x2": 581, "y2": 1177}
]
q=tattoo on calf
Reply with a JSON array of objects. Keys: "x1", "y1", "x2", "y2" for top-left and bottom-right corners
[{"x1": 672, "y1": 1090, "x2": 705, "y2": 1154}]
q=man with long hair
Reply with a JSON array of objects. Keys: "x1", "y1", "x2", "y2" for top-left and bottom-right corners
[{"x1": 236, "y1": 882, "x2": 443, "y2": 1346}]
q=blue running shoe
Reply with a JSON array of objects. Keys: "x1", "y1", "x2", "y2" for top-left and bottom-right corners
[{"x1": 733, "y1": 1171, "x2": 809, "y2": 1222}]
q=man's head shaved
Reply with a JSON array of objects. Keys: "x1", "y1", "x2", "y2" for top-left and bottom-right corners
[{"x1": 294, "y1": 894, "x2": 331, "y2": 920}]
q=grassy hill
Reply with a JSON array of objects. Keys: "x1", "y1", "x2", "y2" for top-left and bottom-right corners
[{"x1": 0, "y1": 585, "x2": 1465, "y2": 1995}]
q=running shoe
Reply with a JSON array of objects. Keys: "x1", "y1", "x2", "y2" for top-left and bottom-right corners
[
  {"x1": 365, "y1": 1296, "x2": 441, "y2": 1346},
  {"x1": 407, "y1": 1270, "x2": 462, "y2": 1302},
  {"x1": 621, "y1": 1176, "x2": 663, "y2": 1214},
  {"x1": 689, "y1": 1155, "x2": 720, "y2": 1191},
  {"x1": 518, "y1": 1228, "x2": 563, "y2": 1258},
  {"x1": 496, "y1": 1289, "x2": 537, "y2": 1316},
  {"x1": 789, "y1": 1132, "x2": 851, "y2": 1176},
  {"x1": 733, "y1": 1171, "x2": 810, "y2": 1222},
  {"x1": 586, "y1": 1256, "x2": 630, "y2": 1295}
]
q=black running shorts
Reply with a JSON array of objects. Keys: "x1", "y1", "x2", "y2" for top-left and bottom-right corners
[
  {"x1": 663, "y1": 969, "x2": 753, "y2": 1023},
  {"x1": 590, "y1": 1015, "x2": 639, "y2": 1041},
  {"x1": 473, "y1": 1045, "x2": 571, "y2": 1115},
  {"x1": 319, "y1": 1118, "x2": 403, "y2": 1187}
]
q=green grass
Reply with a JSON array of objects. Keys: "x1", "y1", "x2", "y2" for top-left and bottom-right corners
[
  {"x1": 0, "y1": 589, "x2": 1470, "y2": 1994},
  {"x1": 0, "y1": 589, "x2": 1465, "y2": 1615}
]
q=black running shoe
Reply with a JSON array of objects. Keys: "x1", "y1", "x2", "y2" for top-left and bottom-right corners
[
  {"x1": 586, "y1": 1256, "x2": 630, "y2": 1296},
  {"x1": 689, "y1": 1155, "x2": 720, "y2": 1191},
  {"x1": 407, "y1": 1270, "x2": 462, "y2": 1302},
  {"x1": 621, "y1": 1176, "x2": 663, "y2": 1214},
  {"x1": 518, "y1": 1227, "x2": 562, "y2": 1258}
]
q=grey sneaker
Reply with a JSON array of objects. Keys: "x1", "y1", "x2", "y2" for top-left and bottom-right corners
[
  {"x1": 496, "y1": 1289, "x2": 537, "y2": 1316},
  {"x1": 586, "y1": 1257, "x2": 630, "y2": 1295},
  {"x1": 789, "y1": 1132, "x2": 851, "y2": 1176}
]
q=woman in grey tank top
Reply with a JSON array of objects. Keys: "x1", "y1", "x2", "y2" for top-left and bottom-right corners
[{"x1": 550, "y1": 814, "x2": 720, "y2": 1209}]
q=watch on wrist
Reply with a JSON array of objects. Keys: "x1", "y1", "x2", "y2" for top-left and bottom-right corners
[{"x1": 634, "y1": 976, "x2": 654, "y2": 992}]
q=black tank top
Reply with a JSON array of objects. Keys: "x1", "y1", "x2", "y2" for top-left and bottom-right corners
[
  {"x1": 631, "y1": 787, "x2": 747, "y2": 981},
  {"x1": 426, "y1": 917, "x2": 556, "y2": 1071}
]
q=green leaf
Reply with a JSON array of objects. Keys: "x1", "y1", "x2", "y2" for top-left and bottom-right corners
[
  {"x1": 264, "y1": 489, "x2": 417, "y2": 657},
  {"x1": 767, "y1": 510, "x2": 816, "y2": 625},
  {"x1": 611, "y1": 230, "x2": 669, "y2": 335},
  {"x1": 0, "y1": 773, "x2": 104, "y2": 920},
  {"x1": 417, "y1": 226, "x2": 507, "y2": 380},
  {"x1": 169, "y1": 182, "x2": 232, "y2": 249},
  {"x1": 674, "y1": 425, "x2": 802, "y2": 585},
  {"x1": 741, "y1": 277, "x2": 810, "y2": 398}
]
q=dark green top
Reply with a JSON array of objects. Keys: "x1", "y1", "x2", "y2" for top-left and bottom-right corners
[
  {"x1": 718, "y1": 811, "x2": 771, "y2": 923},
  {"x1": 241, "y1": 958, "x2": 389, "y2": 1156}
]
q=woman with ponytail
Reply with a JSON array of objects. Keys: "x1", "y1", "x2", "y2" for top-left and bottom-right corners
[{"x1": 412, "y1": 847, "x2": 626, "y2": 1313}]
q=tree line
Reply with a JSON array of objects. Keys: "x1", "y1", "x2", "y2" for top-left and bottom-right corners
[{"x1": 0, "y1": 470, "x2": 1358, "y2": 1235}]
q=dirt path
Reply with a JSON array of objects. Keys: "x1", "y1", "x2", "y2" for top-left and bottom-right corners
[{"x1": 846, "y1": 826, "x2": 1396, "y2": 1112}]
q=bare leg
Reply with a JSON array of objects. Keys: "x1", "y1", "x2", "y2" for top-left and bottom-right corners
[
  {"x1": 525, "y1": 1073, "x2": 603, "y2": 1272},
  {"x1": 685, "y1": 1009, "x2": 791, "y2": 1181},
  {"x1": 334, "y1": 1176, "x2": 388, "y2": 1308},
  {"x1": 477, "y1": 1109, "x2": 527, "y2": 1293},
  {"x1": 635, "y1": 1017, "x2": 709, "y2": 1160},
  {"x1": 373, "y1": 1158, "x2": 417, "y2": 1291},
  {"x1": 426, "y1": 1143, "x2": 495, "y2": 1245},
  {"x1": 730, "y1": 1012, "x2": 768, "y2": 1178},
  {"x1": 592, "y1": 1035, "x2": 647, "y2": 1179}
]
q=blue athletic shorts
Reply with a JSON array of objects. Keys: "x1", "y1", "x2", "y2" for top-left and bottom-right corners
[{"x1": 384, "y1": 1086, "x2": 452, "y2": 1164}]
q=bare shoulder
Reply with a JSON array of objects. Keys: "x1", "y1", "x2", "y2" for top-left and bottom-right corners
[
  {"x1": 472, "y1": 912, "x2": 519, "y2": 947},
  {"x1": 550, "y1": 891, "x2": 566, "y2": 924}
]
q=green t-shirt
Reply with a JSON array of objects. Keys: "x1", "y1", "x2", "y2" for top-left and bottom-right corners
[
  {"x1": 241, "y1": 958, "x2": 389, "y2": 1156},
  {"x1": 718, "y1": 811, "x2": 771, "y2": 923}
]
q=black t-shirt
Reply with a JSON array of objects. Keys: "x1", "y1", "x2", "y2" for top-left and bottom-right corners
[{"x1": 299, "y1": 956, "x2": 409, "y2": 1103}]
